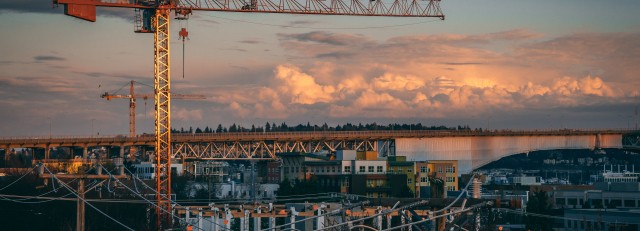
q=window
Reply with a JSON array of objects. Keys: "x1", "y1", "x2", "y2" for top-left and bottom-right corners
[
  {"x1": 368, "y1": 166, "x2": 374, "y2": 173},
  {"x1": 446, "y1": 177, "x2": 455, "y2": 182},
  {"x1": 421, "y1": 177, "x2": 428, "y2": 183},
  {"x1": 420, "y1": 166, "x2": 427, "y2": 173},
  {"x1": 359, "y1": 166, "x2": 365, "y2": 173},
  {"x1": 437, "y1": 167, "x2": 443, "y2": 173},
  {"x1": 407, "y1": 168, "x2": 412, "y2": 173},
  {"x1": 284, "y1": 167, "x2": 289, "y2": 174},
  {"x1": 447, "y1": 186, "x2": 456, "y2": 191},
  {"x1": 407, "y1": 178, "x2": 413, "y2": 184},
  {"x1": 332, "y1": 166, "x2": 336, "y2": 172},
  {"x1": 377, "y1": 166, "x2": 383, "y2": 173},
  {"x1": 344, "y1": 166, "x2": 351, "y2": 173},
  {"x1": 446, "y1": 166, "x2": 456, "y2": 173}
]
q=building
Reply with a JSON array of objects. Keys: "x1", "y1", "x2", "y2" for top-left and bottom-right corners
[
  {"x1": 509, "y1": 175, "x2": 542, "y2": 186},
  {"x1": 190, "y1": 161, "x2": 228, "y2": 182},
  {"x1": 414, "y1": 160, "x2": 458, "y2": 197},
  {"x1": 387, "y1": 156, "x2": 415, "y2": 196},
  {"x1": 266, "y1": 161, "x2": 281, "y2": 184},
  {"x1": 133, "y1": 161, "x2": 183, "y2": 179},
  {"x1": 562, "y1": 209, "x2": 640, "y2": 231},
  {"x1": 277, "y1": 152, "x2": 322, "y2": 182}
]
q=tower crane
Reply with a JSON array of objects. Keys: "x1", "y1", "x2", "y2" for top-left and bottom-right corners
[
  {"x1": 51, "y1": 0, "x2": 445, "y2": 228},
  {"x1": 101, "y1": 80, "x2": 205, "y2": 161}
]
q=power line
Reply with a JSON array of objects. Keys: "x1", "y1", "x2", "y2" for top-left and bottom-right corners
[
  {"x1": 0, "y1": 166, "x2": 36, "y2": 191},
  {"x1": 42, "y1": 165, "x2": 135, "y2": 231},
  {"x1": 319, "y1": 173, "x2": 478, "y2": 230},
  {"x1": 101, "y1": 165, "x2": 226, "y2": 231}
]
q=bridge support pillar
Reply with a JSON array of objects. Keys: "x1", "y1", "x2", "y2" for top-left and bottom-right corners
[
  {"x1": 3, "y1": 145, "x2": 10, "y2": 161},
  {"x1": 595, "y1": 133, "x2": 602, "y2": 149},
  {"x1": 119, "y1": 145, "x2": 125, "y2": 158},
  {"x1": 83, "y1": 146, "x2": 88, "y2": 159},
  {"x1": 45, "y1": 145, "x2": 51, "y2": 160}
]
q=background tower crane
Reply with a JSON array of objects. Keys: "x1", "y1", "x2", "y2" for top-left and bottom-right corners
[
  {"x1": 101, "y1": 80, "x2": 205, "y2": 161},
  {"x1": 51, "y1": 0, "x2": 445, "y2": 228}
]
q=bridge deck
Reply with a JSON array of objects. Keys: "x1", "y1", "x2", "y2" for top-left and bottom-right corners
[{"x1": 0, "y1": 129, "x2": 633, "y2": 147}]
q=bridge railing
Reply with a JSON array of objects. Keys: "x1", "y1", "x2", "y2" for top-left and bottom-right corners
[{"x1": 0, "y1": 128, "x2": 637, "y2": 143}]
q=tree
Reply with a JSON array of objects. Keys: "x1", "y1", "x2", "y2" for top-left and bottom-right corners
[
  {"x1": 229, "y1": 123, "x2": 237, "y2": 132},
  {"x1": 525, "y1": 190, "x2": 553, "y2": 231},
  {"x1": 216, "y1": 124, "x2": 224, "y2": 133},
  {"x1": 277, "y1": 177, "x2": 294, "y2": 196},
  {"x1": 265, "y1": 122, "x2": 271, "y2": 132}
]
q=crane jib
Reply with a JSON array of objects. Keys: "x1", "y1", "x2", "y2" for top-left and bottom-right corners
[{"x1": 54, "y1": 0, "x2": 444, "y2": 22}]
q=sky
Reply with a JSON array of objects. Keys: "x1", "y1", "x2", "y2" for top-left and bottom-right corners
[{"x1": 0, "y1": 0, "x2": 639, "y2": 137}]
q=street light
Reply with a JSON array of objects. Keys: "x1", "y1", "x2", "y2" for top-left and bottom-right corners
[{"x1": 47, "y1": 117, "x2": 51, "y2": 138}]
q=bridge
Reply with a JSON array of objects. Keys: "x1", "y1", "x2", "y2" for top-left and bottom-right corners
[{"x1": 1, "y1": 129, "x2": 638, "y2": 172}]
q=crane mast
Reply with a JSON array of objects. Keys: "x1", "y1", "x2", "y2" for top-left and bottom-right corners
[
  {"x1": 101, "y1": 80, "x2": 205, "y2": 162},
  {"x1": 52, "y1": 0, "x2": 444, "y2": 228}
]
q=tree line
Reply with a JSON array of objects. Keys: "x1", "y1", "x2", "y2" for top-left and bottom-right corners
[{"x1": 171, "y1": 122, "x2": 473, "y2": 134}]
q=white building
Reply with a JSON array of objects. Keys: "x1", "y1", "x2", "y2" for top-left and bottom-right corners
[
  {"x1": 133, "y1": 161, "x2": 183, "y2": 179},
  {"x1": 509, "y1": 176, "x2": 542, "y2": 186}
]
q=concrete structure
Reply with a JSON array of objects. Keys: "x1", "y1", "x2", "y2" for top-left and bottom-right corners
[
  {"x1": 394, "y1": 132, "x2": 623, "y2": 173},
  {"x1": 214, "y1": 182, "x2": 279, "y2": 199}
]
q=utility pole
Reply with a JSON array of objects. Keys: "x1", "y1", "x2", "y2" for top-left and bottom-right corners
[
  {"x1": 251, "y1": 160, "x2": 257, "y2": 203},
  {"x1": 37, "y1": 163, "x2": 128, "y2": 231},
  {"x1": 77, "y1": 178, "x2": 85, "y2": 231}
]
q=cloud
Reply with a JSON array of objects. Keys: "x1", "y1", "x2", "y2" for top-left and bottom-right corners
[
  {"x1": 372, "y1": 74, "x2": 425, "y2": 91},
  {"x1": 172, "y1": 107, "x2": 203, "y2": 121},
  {"x1": 238, "y1": 39, "x2": 261, "y2": 44},
  {"x1": 274, "y1": 64, "x2": 335, "y2": 104},
  {"x1": 216, "y1": 58, "x2": 628, "y2": 122},
  {"x1": 33, "y1": 55, "x2": 65, "y2": 62},
  {"x1": 280, "y1": 31, "x2": 370, "y2": 46}
]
